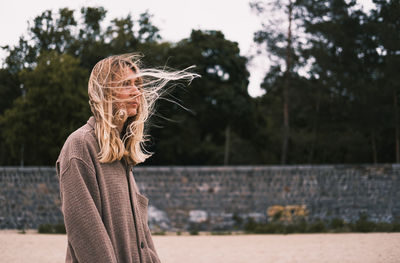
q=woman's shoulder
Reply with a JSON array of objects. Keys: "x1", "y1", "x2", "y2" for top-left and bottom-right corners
[{"x1": 57, "y1": 118, "x2": 98, "y2": 169}]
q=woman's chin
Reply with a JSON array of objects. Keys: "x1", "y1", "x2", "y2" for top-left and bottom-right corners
[{"x1": 127, "y1": 109, "x2": 137, "y2": 117}]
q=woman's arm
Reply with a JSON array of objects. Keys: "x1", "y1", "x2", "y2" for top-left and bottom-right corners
[{"x1": 59, "y1": 157, "x2": 117, "y2": 263}]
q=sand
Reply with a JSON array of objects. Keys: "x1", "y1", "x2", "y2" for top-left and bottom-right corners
[{"x1": 0, "y1": 230, "x2": 399, "y2": 263}]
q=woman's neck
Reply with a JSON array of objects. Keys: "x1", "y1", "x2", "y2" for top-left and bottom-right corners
[{"x1": 118, "y1": 117, "x2": 133, "y2": 138}]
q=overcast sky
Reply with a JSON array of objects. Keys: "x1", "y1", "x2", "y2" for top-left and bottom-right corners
[{"x1": 0, "y1": 0, "x2": 375, "y2": 97}]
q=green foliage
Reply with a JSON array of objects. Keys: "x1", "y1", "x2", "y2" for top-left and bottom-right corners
[
  {"x1": 188, "y1": 222, "x2": 201, "y2": 235},
  {"x1": 38, "y1": 224, "x2": 53, "y2": 233},
  {"x1": 54, "y1": 223, "x2": 67, "y2": 234},
  {"x1": 307, "y1": 219, "x2": 326, "y2": 233},
  {"x1": 1, "y1": 51, "x2": 90, "y2": 165},
  {"x1": 38, "y1": 223, "x2": 66, "y2": 234},
  {"x1": 243, "y1": 214, "x2": 400, "y2": 234},
  {"x1": 243, "y1": 217, "x2": 258, "y2": 232},
  {"x1": 146, "y1": 30, "x2": 258, "y2": 165},
  {"x1": 232, "y1": 212, "x2": 244, "y2": 229},
  {"x1": 152, "y1": 230, "x2": 166, "y2": 235},
  {"x1": 251, "y1": 0, "x2": 400, "y2": 164},
  {"x1": 330, "y1": 217, "x2": 345, "y2": 229},
  {"x1": 210, "y1": 231, "x2": 232, "y2": 235},
  {"x1": 0, "y1": 7, "x2": 163, "y2": 165},
  {"x1": 189, "y1": 229, "x2": 199, "y2": 235},
  {"x1": 1, "y1": 2, "x2": 399, "y2": 165}
]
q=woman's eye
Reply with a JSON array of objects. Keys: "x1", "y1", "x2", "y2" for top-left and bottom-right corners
[{"x1": 134, "y1": 78, "x2": 142, "y2": 87}]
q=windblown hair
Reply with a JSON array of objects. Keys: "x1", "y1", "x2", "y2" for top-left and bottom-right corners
[{"x1": 88, "y1": 53, "x2": 199, "y2": 165}]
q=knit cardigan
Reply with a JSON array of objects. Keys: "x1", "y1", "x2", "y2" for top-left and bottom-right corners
[{"x1": 56, "y1": 116, "x2": 161, "y2": 263}]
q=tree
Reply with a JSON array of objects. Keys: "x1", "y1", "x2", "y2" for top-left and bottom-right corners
[
  {"x1": 0, "y1": 6, "x2": 165, "y2": 165},
  {"x1": 0, "y1": 51, "x2": 89, "y2": 165},
  {"x1": 105, "y1": 11, "x2": 161, "y2": 55},
  {"x1": 145, "y1": 30, "x2": 257, "y2": 165},
  {"x1": 75, "y1": 7, "x2": 109, "y2": 69},
  {"x1": 298, "y1": 0, "x2": 397, "y2": 163},
  {"x1": 370, "y1": 0, "x2": 400, "y2": 163},
  {"x1": 250, "y1": 0, "x2": 306, "y2": 164}
]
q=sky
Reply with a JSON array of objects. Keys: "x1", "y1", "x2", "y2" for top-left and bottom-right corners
[
  {"x1": 0, "y1": 0, "x2": 266, "y2": 97},
  {"x1": 0, "y1": 0, "x2": 375, "y2": 98}
]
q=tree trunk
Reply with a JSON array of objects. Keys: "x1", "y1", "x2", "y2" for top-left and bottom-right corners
[
  {"x1": 281, "y1": 80, "x2": 290, "y2": 164},
  {"x1": 371, "y1": 129, "x2": 377, "y2": 164},
  {"x1": 281, "y1": 0, "x2": 293, "y2": 165},
  {"x1": 308, "y1": 86, "x2": 321, "y2": 163},
  {"x1": 224, "y1": 124, "x2": 231, "y2": 165},
  {"x1": 394, "y1": 88, "x2": 399, "y2": 163}
]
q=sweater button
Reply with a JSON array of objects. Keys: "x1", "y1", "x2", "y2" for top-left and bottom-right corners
[{"x1": 141, "y1": 241, "x2": 144, "y2": 249}]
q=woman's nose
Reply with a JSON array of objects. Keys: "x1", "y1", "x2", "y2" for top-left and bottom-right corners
[{"x1": 129, "y1": 86, "x2": 141, "y2": 98}]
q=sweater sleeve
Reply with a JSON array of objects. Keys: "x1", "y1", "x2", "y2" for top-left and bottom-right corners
[{"x1": 59, "y1": 157, "x2": 118, "y2": 263}]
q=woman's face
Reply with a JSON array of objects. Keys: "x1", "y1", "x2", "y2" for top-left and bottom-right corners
[{"x1": 114, "y1": 67, "x2": 141, "y2": 117}]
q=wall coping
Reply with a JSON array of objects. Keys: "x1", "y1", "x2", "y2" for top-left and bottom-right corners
[{"x1": 1, "y1": 163, "x2": 399, "y2": 172}]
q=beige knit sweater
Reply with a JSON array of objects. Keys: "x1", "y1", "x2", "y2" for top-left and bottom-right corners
[{"x1": 56, "y1": 116, "x2": 161, "y2": 263}]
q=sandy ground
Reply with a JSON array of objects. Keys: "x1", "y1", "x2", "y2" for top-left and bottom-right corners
[{"x1": 0, "y1": 230, "x2": 399, "y2": 263}]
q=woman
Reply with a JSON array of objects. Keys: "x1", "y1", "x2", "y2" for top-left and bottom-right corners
[{"x1": 56, "y1": 54, "x2": 198, "y2": 263}]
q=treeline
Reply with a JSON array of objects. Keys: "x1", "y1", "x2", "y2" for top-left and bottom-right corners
[{"x1": 0, "y1": 0, "x2": 399, "y2": 166}]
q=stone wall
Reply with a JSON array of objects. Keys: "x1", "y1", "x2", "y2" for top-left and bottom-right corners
[{"x1": 0, "y1": 164, "x2": 399, "y2": 231}]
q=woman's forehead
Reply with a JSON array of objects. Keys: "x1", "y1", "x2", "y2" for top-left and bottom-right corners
[{"x1": 119, "y1": 67, "x2": 138, "y2": 80}]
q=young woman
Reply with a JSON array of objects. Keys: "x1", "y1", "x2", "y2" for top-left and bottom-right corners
[{"x1": 56, "y1": 54, "x2": 198, "y2": 263}]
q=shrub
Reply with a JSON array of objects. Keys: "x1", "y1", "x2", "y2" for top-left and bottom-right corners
[
  {"x1": 188, "y1": 223, "x2": 199, "y2": 235},
  {"x1": 232, "y1": 213, "x2": 243, "y2": 229},
  {"x1": 375, "y1": 222, "x2": 394, "y2": 232},
  {"x1": 54, "y1": 223, "x2": 66, "y2": 234},
  {"x1": 211, "y1": 231, "x2": 232, "y2": 235},
  {"x1": 189, "y1": 229, "x2": 199, "y2": 235},
  {"x1": 307, "y1": 219, "x2": 326, "y2": 233},
  {"x1": 153, "y1": 231, "x2": 166, "y2": 235},
  {"x1": 38, "y1": 223, "x2": 66, "y2": 234},
  {"x1": 352, "y1": 213, "x2": 376, "y2": 232},
  {"x1": 392, "y1": 221, "x2": 400, "y2": 232},
  {"x1": 330, "y1": 218, "x2": 345, "y2": 229},
  {"x1": 38, "y1": 224, "x2": 54, "y2": 234},
  {"x1": 260, "y1": 223, "x2": 285, "y2": 234},
  {"x1": 244, "y1": 217, "x2": 257, "y2": 233}
]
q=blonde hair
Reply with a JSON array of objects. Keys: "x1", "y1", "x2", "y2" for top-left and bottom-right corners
[{"x1": 88, "y1": 53, "x2": 199, "y2": 165}]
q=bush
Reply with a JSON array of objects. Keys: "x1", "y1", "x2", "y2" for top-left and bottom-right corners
[
  {"x1": 244, "y1": 217, "x2": 258, "y2": 233},
  {"x1": 189, "y1": 229, "x2": 199, "y2": 235},
  {"x1": 54, "y1": 223, "x2": 66, "y2": 234},
  {"x1": 188, "y1": 223, "x2": 200, "y2": 235},
  {"x1": 330, "y1": 218, "x2": 345, "y2": 229},
  {"x1": 375, "y1": 222, "x2": 394, "y2": 232},
  {"x1": 229, "y1": 214, "x2": 400, "y2": 234},
  {"x1": 152, "y1": 231, "x2": 166, "y2": 235},
  {"x1": 392, "y1": 221, "x2": 400, "y2": 232},
  {"x1": 307, "y1": 219, "x2": 326, "y2": 233},
  {"x1": 38, "y1": 223, "x2": 66, "y2": 234},
  {"x1": 291, "y1": 218, "x2": 308, "y2": 233},
  {"x1": 352, "y1": 213, "x2": 376, "y2": 232},
  {"x1": 211, "y1": 231, "x2": 232, "y2": 235},
  {"x1": 232, "y1": 213, "x2": 243, "y2": 229},
  {"x1": 38, "y1": 224, "x2": 54, "y2": 234}
]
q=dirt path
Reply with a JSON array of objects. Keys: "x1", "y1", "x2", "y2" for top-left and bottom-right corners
[{"x1": 1, "y1": 230, "x2": 399, "y2": 263}]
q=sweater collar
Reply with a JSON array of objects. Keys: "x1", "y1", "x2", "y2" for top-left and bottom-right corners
[{"x1": 87, "y1": 116, "x2": 95, "y2": 129}]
